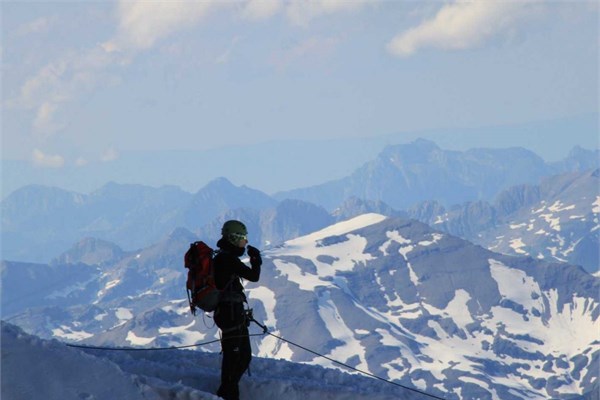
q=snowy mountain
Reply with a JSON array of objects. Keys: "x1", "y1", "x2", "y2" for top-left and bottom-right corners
[
  {"x1": 3, "y1": 214, "x2": 598, "y2": 399},
  {"x1": 274, "y1": 140, "x2": 598, "y2": 211},
  {"x1": 482, "y1": 170, "x2": 599, "y2": 273},
  {"x1": 1, "y1": 321, "x2": 421, "y2": 400},
  {"x1": 409, "y1": 169, "x2": 600, "y2": 273}
]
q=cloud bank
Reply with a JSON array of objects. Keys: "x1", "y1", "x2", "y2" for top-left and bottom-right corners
[
  {"x1": 12, "y1": 0, "x2": 372, "y2": 140},
  {"x1": 32, "y1": 149, "x2": 64, "y2": 168},
  {"x1": 387, "y1": 1, "x2": 531, "y2": 57}
]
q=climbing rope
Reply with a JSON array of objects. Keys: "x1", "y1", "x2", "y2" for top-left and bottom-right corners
[
  {"x1": 264, "y1": 331, "x2": 445, "y2": 399},
  {"x1": 66, "y1": 317, "x2": 446, "y2": 400},
  {"x1": 65, "y1": 333, "x2": 264, "y2": 351}
]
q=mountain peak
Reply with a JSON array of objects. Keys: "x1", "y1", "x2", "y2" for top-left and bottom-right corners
[
  {"x1": 53, "y1": 237, "x2": 124, "y2": 266},
  {"x1": 202, "y1": 177, "x2": 235, "y2": 191},
  {"x1": 381, "y1": 138, "x2": 440, "y2": 156}
]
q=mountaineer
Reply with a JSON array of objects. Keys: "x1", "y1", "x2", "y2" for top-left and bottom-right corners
[{"x1": 213, "y1": 220, "x2": 261, "y2": 400}]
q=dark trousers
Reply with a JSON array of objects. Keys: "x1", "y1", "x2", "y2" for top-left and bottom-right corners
[{"x1": 215, "y1": 302, "x2": 251, "y2": 400}]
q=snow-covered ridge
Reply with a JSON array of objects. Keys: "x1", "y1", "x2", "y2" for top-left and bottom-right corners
[
  {"x1": 3, "y1": 214, "x2": 598, "y2": 400},
  {"x1": 256, "y1": 216, "x2": 599, "y2": 398},
  {"x1": 1, "y1": 321, "x2": 423, "y2": 400},
  {"x1": 279, "y1": 213, "x2": 387, "y2": 247}
]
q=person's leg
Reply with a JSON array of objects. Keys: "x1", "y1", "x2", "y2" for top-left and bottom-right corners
[
  {"x1": 218, "y1": 330, "x2": 242, "y2": 400},
  {"x1": 234, "y1": 326, "x2": 252, "y2": 382}
]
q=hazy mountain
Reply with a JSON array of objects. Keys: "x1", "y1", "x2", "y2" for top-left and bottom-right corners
[
  {"x1": 332, "y1": 196, "x2": 405, "y2": 221},
  {"x1": 181, "y1": 177, "x2": 277, "y2": 227},
  {"x1": 3, "y1": 214, "x2": 597, "y2": 399},
  {"x1": 274, "y1": 140, "x2": 598, "y2": 211},
  {"x1": 3, "y1": 141, "x2": 597, "y2": 266},
  {"x1": 549, "y1": 145, "x2": 599, "y2": 174},
  {"x1": 0, "y1": 260, "x2": 101, "y2": 317},
  {"x1": 53, "y1": 237, "x2": 127, "y2": 267},
  {"x1": 1, "y1": 178, "x2": 274, "y2": 263},
  {"x1": 1, "y1": 182, "x2": 190, "y2": 262},
  {"x1": 408, "y1": 169, "x2": 599, "y2": 273},
  {"x1": 4, "y1": 113, "x2": 597, "y2": 200},
  {"x1": 196, "y1": 199, "x2": 334, "y2": 248}
]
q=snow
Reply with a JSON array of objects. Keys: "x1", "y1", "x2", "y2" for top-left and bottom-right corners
[
  {"x1": 269, "y1": 214, "x2": 386, "y2": 292},
  {"x1": 1, "y1": 321, "x2": 422, "y2": 400},
  {"x1": 95, "y1": 312, "x2": 108, "y2": 321},
  {"x1": 380, "y1": 230, "x2": 426, "y2": 286},
  {"x1": 272, "y1": 258, "x2": 324, "y2": 291},
  {"x1": 593, "y1": 196, "x2": 600, "y2": 213},
  {"x1": 508, "y1": 238, "x2": 528, "y2": 255},
  {"x1": 116, "y1": 307, "x2": 134, "y2": 321},
  {"x1": 158, "y1": 320, "x2": 208, "y2": 346},
  {"x1": 2, "y1": 322, "x2": 148, "y2": 400},
  {"x1": 52, "y1": 325, "x2": 94, "y2": 341},
  {"x1": 97, "y1": 278, "x2": 121, "y2": 298},
  {"x1": 126, "y1": 330, "x2": 155, "y2": 346},
  {"x1": 539, "y1": 212, "x2": 561, "y2": 231},
  {"x1": 315, "y1": 290, "x2": 369, "y2": 371},
  {"x1": 489, "y1": 259, "x2": 544, "y2": 313},
  {"x1": 162, "y1": 299, "x2": 190, "y2": 315},
  {"x1": 510, "y1": 223, "x2": 527, "y2": 229},
  {"x1": 444, "y1": 289, "x2": 474, "y2": 327},
  {"x1": 433, "y1": 215, "x2": 447, "y2": 224},
  {"x1": 548, "y1": 200, "x2": 576, "y2": 213},
  {"x1": 285, "y1": 213, "x2": 387, "y2": 245}
]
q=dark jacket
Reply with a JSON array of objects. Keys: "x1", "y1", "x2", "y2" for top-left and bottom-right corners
[{"x1": 213, "y1": 238, "x2": 261, "y2": 303}]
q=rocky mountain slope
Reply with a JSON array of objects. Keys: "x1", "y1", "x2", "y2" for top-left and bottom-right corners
[
  {"x1": 409, "y1": 169, "x2": 599, "y2": 273},
  {"x1": 3, "y1": 214, "x2": 598, "y2": 399}
]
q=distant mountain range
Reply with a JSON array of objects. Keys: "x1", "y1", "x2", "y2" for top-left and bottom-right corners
[
  {"x1": 2, "y1": 140, "x2": 597, "y2": 272},
  {"x1": 3, "y1": 214, "x2": 598, "y2": 399},
  {"x1": 275, "y1": 140, "x2": 598, "y2": 210},
  {"x1": 3, "y1": 113, "x2": 598, "y2": 199}
]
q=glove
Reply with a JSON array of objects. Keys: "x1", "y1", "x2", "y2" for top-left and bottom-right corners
[
  {"x1": 247, "y1": 245, "x2": 262, "y2": 266},
  {"x1": 247, "y1": 245, "x2": 260, "y2": 258}
]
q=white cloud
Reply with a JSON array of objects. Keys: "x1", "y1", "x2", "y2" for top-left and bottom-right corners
[
  {"x1": 32, "y1": 149, "x2": 65, "y2": 168},
  {"x1": 241, "y1": 0, "x2": 282, "y2": 21},
  {"x1": 387, "y1": 0, "x2": 531, "y2": 57},
  {"x1": 271, "y1": 36, "x2": 340, "y2": 70},
  {"x1": 286, "y1": 0, "x2": 372, "y2": 26},
  {"x1": 75, "y1": 157, "x2": 89, "y2": 167},
  {"x1": 14, "y1": 45, "x2": 123, "y2": 136},
  {"x1": 15, "y1": 15, "x2": 58, "y2": 37},
  {"x1": 108, "y1": 1, "x2": 224, "y2": 51},
  {"x1": 32, "y1": 101, "x2": 64, "y2": 135},
  {"x1": 11, "y1": 0, "x2": 372, "y2": 139},
  {"x1": 215, "y1": 36, "x2": 242, "y2": 65},
  {"x1": 101, "y1": 147, "x2": 119, "y2": 162},
  {"x1": 12, "y1": 1, "x2": 225, "y2": 136}
]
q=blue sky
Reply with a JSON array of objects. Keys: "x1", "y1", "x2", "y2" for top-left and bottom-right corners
[{"x1": 1, "y1": 1, "x2": 598, "y2": 183}]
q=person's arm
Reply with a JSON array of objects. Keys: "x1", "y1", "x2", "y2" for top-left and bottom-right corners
[{"x1": 232, "y1": 246, "x2": 261, "y2": 282}]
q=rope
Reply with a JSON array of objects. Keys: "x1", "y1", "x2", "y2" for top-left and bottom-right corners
[
  {"x1": 65, "y1": 333, "x2": 264, "y2": 352},
  {"x1": 264, "y1": 331, "x2": 446, "y2": 400},
  {"x1": 65, "y1": 319, "x2": 446, "y2": 400}
]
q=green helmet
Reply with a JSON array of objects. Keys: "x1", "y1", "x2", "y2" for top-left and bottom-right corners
[{"x1": 221, "y1": 220, "x2": 248, "y2": 244}]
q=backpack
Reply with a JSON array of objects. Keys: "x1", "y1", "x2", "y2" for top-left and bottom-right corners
[{"x1": 184, "y1": 241, "x2": 219, "y2": 315}]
